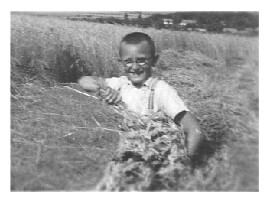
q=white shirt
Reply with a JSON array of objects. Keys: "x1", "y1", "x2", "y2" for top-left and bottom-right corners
[{"x1": 105, "y1": 76, "x2": 189, "y2": 119}]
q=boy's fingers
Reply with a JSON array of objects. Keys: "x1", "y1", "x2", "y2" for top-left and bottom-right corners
[
  {"x1": 103, "y1": 87, "x2": 111, "y2": 96},
  {"x1": 105, "y1": 89, "x2": 115, "y2": 101},
  {"x1": 107, "y1": 90, "x2": 120, "y2": 104},
  {"x1": 111, "y1": 92, "x2": 121, "y2": 104},
  {"x1": 115, "y1": 94, "x2": 122, "y2": 104},
  {"x1": 105, "y1": 93, "x2": 113, "y2": 101},
  {"x1": 101, "y1": 87, "x2": 112, "y2": 98},
  {"x1": 110, "y1": 90, "x2": 118, "y2": 103},
  {"x1": 101, "y1": 88, "x2": 121, "y2": 104},
  {"x1": 107, "y1": 93, "x2": 114, "y2": 102}
]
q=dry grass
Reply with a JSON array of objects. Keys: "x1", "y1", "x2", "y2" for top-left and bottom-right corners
[
  {"x1": 96, "y1": 111, "x2": 187, "y2": 191},
  {"x1": 11, "y1": 13, "x2": 258, "y2": 82},
  {"x1": 11, "y1": 83, "x2": 122, "y2": 190},
  {"x1": 11, "y1": 13, "x2": 259, "y2": 191}
]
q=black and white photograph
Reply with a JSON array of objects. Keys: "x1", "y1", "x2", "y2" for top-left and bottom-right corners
[{"x1": 9, "y1": 4, "x2": 260, "y2": 195}]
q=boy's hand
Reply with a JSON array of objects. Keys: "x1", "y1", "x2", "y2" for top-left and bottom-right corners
[
  {"x1": 100, "y1": 87, "x2": 122, "y2": 105},
  {"x1": 78, "y1": 76, "x2": 121, "y2": 104}
]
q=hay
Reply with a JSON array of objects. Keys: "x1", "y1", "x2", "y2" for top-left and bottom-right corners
[
  {"x1": 95, "y1": 109, "x2": 191, "y2": 191},
  {"x1": 60, "y1": 86, "x2": 191, "y2": 191}
]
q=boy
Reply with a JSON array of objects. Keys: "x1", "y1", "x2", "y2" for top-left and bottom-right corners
[{"x1": 78, "y1": 32, "x2": 202, "y2": 158}]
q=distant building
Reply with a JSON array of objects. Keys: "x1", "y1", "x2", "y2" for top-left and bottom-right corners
[
  {"x1": 179, "y1": 19, "x2": 197, "y2": 26},
  {"x1": 220, "y1": 21, "x2": 226, "y2": 26},
  {"x1": 223, "y1": 28, "x2": 238, "y2": 33},
  {"x1": 163, "y1": 18, "x2": 173, "y2": 25},
  {"x1": 195, "y1": 28, "x2": 207, "y2": 32}
]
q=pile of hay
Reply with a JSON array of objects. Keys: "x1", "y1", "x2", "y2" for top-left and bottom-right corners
[{"x1": 96, "y1": 108, "x2": 191, "y2": 191}]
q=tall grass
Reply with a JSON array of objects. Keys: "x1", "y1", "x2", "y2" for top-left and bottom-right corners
[{"x1": 11, "y1": 13, "x2": 258, "y2": 83}]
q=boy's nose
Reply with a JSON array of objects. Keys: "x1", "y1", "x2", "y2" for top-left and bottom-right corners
[{"x1": 131, "y1": 62, "x2": 139, "y2": 69}]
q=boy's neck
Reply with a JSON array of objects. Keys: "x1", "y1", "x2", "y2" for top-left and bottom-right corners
[
  {"x1": 131, "y1": 77, "x2": 153, "y2": 88},
  {"x1": 132, "y1": 82, "x2": 143, "y2": 88}
]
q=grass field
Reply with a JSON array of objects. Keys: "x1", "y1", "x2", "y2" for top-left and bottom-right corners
[{"x1": 11, "y1": 13, "x2": 259, "y2": 191}]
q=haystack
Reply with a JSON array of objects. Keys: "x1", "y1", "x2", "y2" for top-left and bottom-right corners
[{"x1": 96, "y1": 105, "x2": 191, "y2": 191}]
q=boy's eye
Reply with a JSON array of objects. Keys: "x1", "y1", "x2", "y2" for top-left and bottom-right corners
[
  {"x1": 124, "y1": 61, "x2": 133, "y2": 66},
  {"x1": 122, "y1": 58, "x2": 150, "y2": 67},
  {"x1": 125, "y1": 63, "x2": 133, "y2": 67},
  {"x1": 137, "y1": 60, "x2": 147, "y2": 66}
]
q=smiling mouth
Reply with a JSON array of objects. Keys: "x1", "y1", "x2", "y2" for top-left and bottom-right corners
[{"x1": 128, "y1": 69, "x2": 144, "y2": 75}]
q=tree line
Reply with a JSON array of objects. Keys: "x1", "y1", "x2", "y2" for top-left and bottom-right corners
[{"x1": 68, "y1": 12, "x2": 259, "y2": 33}]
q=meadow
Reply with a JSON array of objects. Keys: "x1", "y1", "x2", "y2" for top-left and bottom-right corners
[{"x1": 11, "y1": 13, "x2": 259, "y2": 191}]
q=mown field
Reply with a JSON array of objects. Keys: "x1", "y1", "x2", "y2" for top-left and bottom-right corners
[{"x1": 11, "y1": 13, "x2": 259, "y2": 191}]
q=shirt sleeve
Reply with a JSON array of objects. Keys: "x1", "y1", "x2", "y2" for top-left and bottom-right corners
[
  {"x1": 105, "y1": 77, "x2": 121, "y2": 91},
  {"x1": 155, "y1": 80, "x2": 189, "y2": 119},
  {"x1": 105, "y1": 76, "x2": 128, "y2": 91}
]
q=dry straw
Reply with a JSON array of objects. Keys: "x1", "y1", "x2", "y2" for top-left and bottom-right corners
[
  {"x1": 64, "y1": 86, "x2": 191, "y2": 191},
  {"x1": 95, "y1": 111, "x2": 190, "y2": 191}
]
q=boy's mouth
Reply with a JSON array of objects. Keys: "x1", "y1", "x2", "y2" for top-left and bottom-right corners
[{"x1": 128, "y1": 69, "x2": 144, "y2": 75}]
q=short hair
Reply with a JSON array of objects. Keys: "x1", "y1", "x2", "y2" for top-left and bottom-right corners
[{"x1": 119, "y1": 32, "x2": 155, "y2": 57}]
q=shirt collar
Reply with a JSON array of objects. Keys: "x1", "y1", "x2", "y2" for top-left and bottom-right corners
[
  {"x1": 125, "y1": 77, "x2": 154, "y2": 88},
  {"x1": 143, "y1": 77, "x2": 154, "y2": 87}
]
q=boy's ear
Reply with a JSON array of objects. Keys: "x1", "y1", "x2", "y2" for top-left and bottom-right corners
[{"x1": 153, "y1": 55, "x2": 159, "y2": 65}]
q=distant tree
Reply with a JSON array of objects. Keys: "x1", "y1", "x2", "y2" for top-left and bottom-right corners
[
  {"x1": 96, "y1": 18, "x2": 104, "y2": 24},
  {"x1": 207, "y1": 22, "x2": 223, "y2": 33},
  {"x1": 140, "y1": 18, "x2": 152, "y2": 28},
  {"x1": 171, "y1": 13, "x2": 182, "y2": 24},
  {"x1": 154, "y1": 19, "x2": 164, "y2": 30},
  {"x1": 124, "y1": 13, "x2": 129, "y2": 25},
  {"x1": 106, "y1": 17, "x2": 115, "y2": 24},
  {"x1": 138, "y1": 12, "x2": 142, "y2": 19},
  {"x1": 171, "y1": 23, "x2": 180, "y2": 31},
  {"x1": 186, "y1": 23, "x2": 197, "y2": 29},
  {"x1": 135, "y1": 12, "x2": 143, "y2": 26},
  {"x1": 124, "y1": 13, "x2": 128, "y2": 20},
  {"x1": 147, "y1": 14, "x2": 165, "y2": 29},
  {"x1": 87, "y1": 12, "x2": 258, "y2": 33}
]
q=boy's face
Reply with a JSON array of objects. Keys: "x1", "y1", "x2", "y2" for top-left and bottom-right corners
[{"x1": 120, "y1": 41, "x2": 157, "y2": 87}]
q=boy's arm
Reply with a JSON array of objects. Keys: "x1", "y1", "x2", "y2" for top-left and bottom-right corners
[
  {"x1": 174, "y1": 111, "x2": 203, "y2": 157},
  {"x1": 156, "y1": 81, "x2": 202, "y2": 157},
  {"x1": 78, "y1": 76, "x2": 121, "y2": 104},
  {"x1": 78, "y1": 76, "x2": 106, "y2": 92}
]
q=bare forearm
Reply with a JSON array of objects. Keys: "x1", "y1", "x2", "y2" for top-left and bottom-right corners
[
  {"x1": 185, "y1": 127, "x2": 202, "y2": 156},
  {"x1": 78, "y1": 76, "x2": 107, "y2": 92},
  {"x1": 78, "y1": 76, "x2": 122, "y2": 105},
  {"x1": 175, "y1": 112, "x2": 202, "y2": 157}
]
